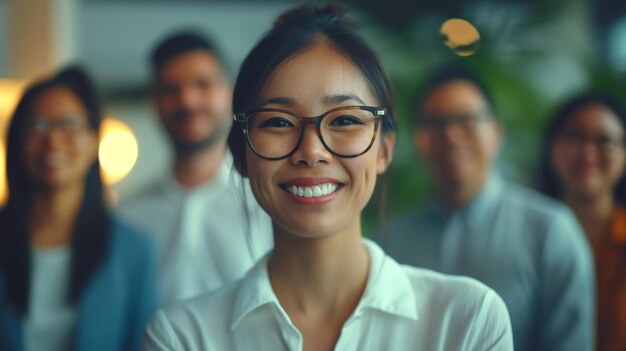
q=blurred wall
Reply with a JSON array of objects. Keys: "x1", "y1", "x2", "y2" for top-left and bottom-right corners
[
  {"x1": 81, "y1": 2, "x2": 292, "y2": 91},
  {"x1": 608, "y1": 15, "x2": 626, "y2": 72},
  {"x1": 0, "y1": 2, "x2": 6, "y2": 77}
]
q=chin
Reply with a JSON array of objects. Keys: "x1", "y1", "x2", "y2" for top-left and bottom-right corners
[
  {"x1": 33, "y1": 180, "x2": 68, "y2": 191},
  {"x1": 180, "y1": 133, "x2": 211, "y2": 144},
  {"x1": 35, "y1": 170, "x2": 83, "y2": 189},
  {"x1": 34, "y1": 172, "x2": 64, "y2": 186},
  {"x1": 274, "y1": 217, "x2": 342, "y2": 240},
  {"x1": 438, "y1": 170, "x2": 466, "y2": 187},
  {"x1": 573, "y1": 186, "x2": 603, "y2": 200},
  {"x1": 570, "y1": 175, "x2": 600, "y2": 190}
]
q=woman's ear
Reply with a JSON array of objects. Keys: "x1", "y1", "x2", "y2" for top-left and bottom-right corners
[{"x1": 377, "y1": 132, "x2": 395, "y2": 174}]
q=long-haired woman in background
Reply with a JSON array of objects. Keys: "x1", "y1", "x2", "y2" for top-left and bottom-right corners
[
  {"x1": 0, "y1": 66, "x2": 157, "y2": 351},
  {"x1": 537, "y1": 92, "x2": 626, "y2": 351}
]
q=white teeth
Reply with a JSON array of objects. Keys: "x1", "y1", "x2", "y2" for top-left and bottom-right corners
[
  {"x1": 286, "y1": 183, "x2": 340, "y2": 198},
  {"x1": 321, "y1": 184, "x2": 329, "y2": 195},
  {"x1": 313, "y1": 186, "x2": 322, "y2": 197}
]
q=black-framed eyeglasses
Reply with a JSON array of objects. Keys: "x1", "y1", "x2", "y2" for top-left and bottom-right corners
[
  {"x1": 234, "y1": 105, "x2": 387, "y2": 160},
  {"x1": 26, "y1": 114, "x2": 89, "y2": 138},
  {"x1": 556, "y1": 130, "x2": 626, "y2": 153},
  {"x1": 416, "y1": 109, "x2": 493, "y2": 134}
]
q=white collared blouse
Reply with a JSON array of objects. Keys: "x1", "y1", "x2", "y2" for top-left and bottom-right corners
[{"x1": 143, "y1": 240, "x2": 513, "y2": 351}]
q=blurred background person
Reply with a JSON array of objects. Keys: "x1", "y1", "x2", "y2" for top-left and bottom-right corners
[
  {"x1": 380, "y1": 64, "x2": 595, "y2": 351},
  {"x1": 0, "y1": 67, "x2": 157, "y2": 351},
  {"x1": 536, "y1": 92, "x2": 626, "y2": 351},
  {"x1": 116, "y1": 31, "x2": 272, "y2": 305}
]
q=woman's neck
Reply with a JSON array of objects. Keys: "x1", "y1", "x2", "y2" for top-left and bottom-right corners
[
  {"x1": 565, "y1": 192, "x2": 615, "y2": 241},
  {"x1": 29, "y1": 183, "x2": 85, "y2": 248},
  {"x1": 268, "y1": 219, "x2": 369, "y2": 333}
]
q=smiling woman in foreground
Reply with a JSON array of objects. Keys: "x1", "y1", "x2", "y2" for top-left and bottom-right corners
[{"x1": 143, "y1": 4, "x2": 513, "y2": 350}]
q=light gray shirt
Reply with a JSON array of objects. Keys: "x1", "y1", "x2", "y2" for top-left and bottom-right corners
[
  {"x1": 379, "y1": 173, "x2": 595, "y2": 351},
  {"x1": 117, "y1": 153, "x2": 273, "y2": 306}
]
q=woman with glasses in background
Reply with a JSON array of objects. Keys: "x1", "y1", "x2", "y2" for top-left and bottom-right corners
[
  {"x1": 0, "y1": 67, "x2": 157, "y2": 351},
  {"x1": 537, "y1": 92, "x2": 626, "y2": 351},
  {"x1": 144, "y1": 4, "x2": 513, "y2": 350}
]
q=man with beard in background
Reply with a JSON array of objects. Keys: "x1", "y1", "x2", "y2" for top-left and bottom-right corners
[{"x1": 117, "y1": 32, "x2": 272, "y2": 306}]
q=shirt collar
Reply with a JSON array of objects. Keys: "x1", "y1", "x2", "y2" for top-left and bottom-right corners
[
  {"x1": 426, "y1": 172, "x2": 503, "y2": 232},
  {"x1": 357, "y1": 239, "x2": 419, "y2": 321},
  {"x1": 462, "y1": 172, "x2": 503, "y2": 230},
  {"x1": 230, "y1": 239, "x2": 418, "y2": 330},
  {"x1": 230, "y1": 252, "x2": 276, "y2": 330}
]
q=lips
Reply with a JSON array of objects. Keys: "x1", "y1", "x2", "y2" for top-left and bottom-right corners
[
  {"x1": 41, "y1": 153, "x2": 69, "y2": 167},
  {"x1": 572, "y1": 161, "x2": 600, "y2": 177}
]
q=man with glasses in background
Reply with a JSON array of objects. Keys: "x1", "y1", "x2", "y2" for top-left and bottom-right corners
[
  {"x1": 117, "y1": 32, "x2": 272, "y2": 306},
  {"x1": 380, "y1": 64, "x2": 595, "y2": 351}
]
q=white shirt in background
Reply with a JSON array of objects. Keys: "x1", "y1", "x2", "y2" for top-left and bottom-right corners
[
  {"x1": 117, "y1": 153, "x2": 273, "y2": 306},
  {"x1": 24, "y1": 246, "x2": 76, "y2": 351},
  {"x1": 143, "y1": 239, "x2": 514, "y2": 351}
]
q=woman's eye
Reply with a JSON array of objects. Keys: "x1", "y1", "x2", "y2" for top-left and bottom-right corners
[
  {"x1": 61, "y1": 118, "x2": 83, "y2": 130},
  {"x1": 258, "y1": 117, "x2": 295, "y2": 128},
  {"x1": 329, "y1": 115, "x2": 363, "y2": 127},
  {"x1": 31, "y1": 119, "x2": 50, "y2": 131}
]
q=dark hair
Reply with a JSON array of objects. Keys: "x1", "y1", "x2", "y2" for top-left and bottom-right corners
[
  {"x1": 413, "y1": 63, "x2": 495, "y2": 124},
  {"x1": 0, "y1": 66, "x2": 111, "y2": 315},
  {"x1": 227, "y1": 3, "x2": 397, "y2": 175},
  {"x1": 536, "y1": 91, "x2": 626, "y2": 204},
  {"x1": 150, "y1": 30, "x2": 225, "y2": 76}
]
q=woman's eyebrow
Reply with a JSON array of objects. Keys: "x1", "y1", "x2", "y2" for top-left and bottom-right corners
[
  {"x1": 323, "y1": 94, "x2": 366, "y2": 105},
  {"x1": 259, "y1": 94, "x2": 366, "y2": 108},
  {"x1": 261, "y1": 96, "x2": 296, "y2": 107}
]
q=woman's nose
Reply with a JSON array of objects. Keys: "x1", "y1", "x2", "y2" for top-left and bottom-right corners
[{"x1": 290, "y1": 124, "x2": 332, "y2": 167}]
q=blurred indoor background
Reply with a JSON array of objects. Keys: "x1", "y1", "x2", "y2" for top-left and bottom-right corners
[{"x1": 1, "y1": 0, "x2": 625, "y2": 233}]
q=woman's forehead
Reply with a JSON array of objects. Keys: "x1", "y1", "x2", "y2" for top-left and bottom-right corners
[
  {"x1": 257, "y1": 43, "x2": 378, "y2": 108},
  {"x1": 30, "y1": 87, "x2": 86, "y2": 115},
  {"x1": 567, "y1": 104, "x2": 624, "y2": 133}
]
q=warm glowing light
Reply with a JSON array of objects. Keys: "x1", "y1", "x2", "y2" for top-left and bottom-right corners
[
  {"x1": 0, "y1": 79, "x2": 27, "y2": 207},
  {"x1": 440, "y1": 18, "x2": 481, "y2": 56},
  {"x1": 99, "y1": 118, "x2": 138, "y2": 185},
  {"x1": 0, "y1": 79, "x2": 27, "y2": 122}
]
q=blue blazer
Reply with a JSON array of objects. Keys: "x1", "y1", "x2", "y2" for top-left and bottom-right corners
[{"x1": 0, "y1": 218, "x2": 158, "y2": 351}]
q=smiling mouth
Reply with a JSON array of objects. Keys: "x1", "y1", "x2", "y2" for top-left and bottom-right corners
[
  {"x1": 280, "y1": 183, "x2": 342, "y2": 198},
  {"x1": 42, "y1": 154, "x2": 68, "y2": 167}
]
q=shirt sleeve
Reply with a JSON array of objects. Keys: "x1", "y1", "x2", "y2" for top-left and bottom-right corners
[
  {"x1": 142, "y1": 310, "x2": 183, "y2": 351},
  {"x1": 537, "y1": 209, "x2": 595, "y2": 351}
]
